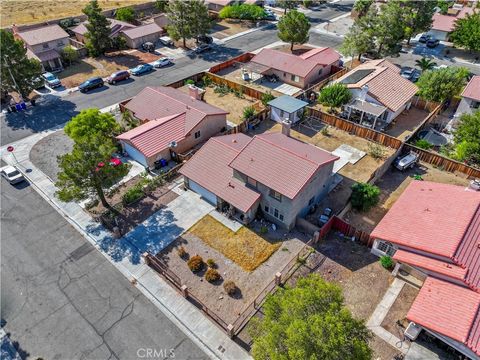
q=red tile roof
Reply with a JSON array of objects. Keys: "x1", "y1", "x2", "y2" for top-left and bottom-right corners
[
  {"x1": 407, "y1": 277, "x2": 480, "y2": 346},
  {"x1": 229, "y1": 132, "x2": 338, "y2": 199},
  {"x1": 121, "y1": 23, "x2": 163, "y2": 39},
  {"x1": 117, "y1": 113, "x2": 186, "y2": 157},
  {"x1": 393, "y1": 249, "x2": 468, "y2": 281},
  {"x1": 371, "y1": 181, "x2": 480, "y2": 258},
  {"x1": 124, "y1": 86, "x2": 228, "y2": 133},
  {"x1": 298, "y1": 47, "x2": 341, "y2": 66},
  {"x1": 336, "y1": 60, "x2": 418, "y2": 112},
  {"x1": 462, "y1": 75, "x2": 480, "y2": 102},
  {"x1": 432, "y1": 7, "x2": 475, "y2": 32},
  {"x1": 17, "y1": 24, "x2": 68, "y2": 46},
  {"x1": 251, "y1": 47, "x2": 340, "y2": 78},
  {"x1": 179, "y1": 134, "x2": 261, "y2": 213}
]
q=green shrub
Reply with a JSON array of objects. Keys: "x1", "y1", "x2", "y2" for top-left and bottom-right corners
[
  {"x1": 320, "y1": 126, "x2": 329, "y2": 136},
  {"x1": 223, "y1": 280, "x2": 238, "y2": 296},
  {"x1": 214, "y1": 83, "x2": 230, "y2": 96},
  {"x1": 116, "y1": 6, "x2": 135, "y2": 23},
  {"x1": 219, "y1": 4, "x2": 266, "y2": 20},
  {"x1": 177, "y1": 246, "x2": 188, "y2": 259},
  {"x1": 184, "y1": 79, "x2": 195, "y2": 85},
  {"x1": 368, "y1": 143, "x2": 386, "y2": 160},
  {"x1": 202, "y1": 75, "x2": 212, "y2": 87},
  {"x1": 415, "y1": 139, "x2": 433, "y2": 150},
  {"x1": 206, "y1": 258, "x2": 216, "y2": 268},
  {"x1": 350, "y1": 182, "x2": 380, "y2": 211},
  {"x1": 187, "y1": 255, "x2": 204, "y2": 272},
  {"x1": 122, "y1": 184, "x2": 144, "y2": 205},
  {"x1": 243, "y1": 106, "x2": 255, "y2": 119},
  {"x1": 205, "y1": 268, "x2": 221, "y2": 282},
  {"x1": 318, "y1": 83, "x2": 352, "y2": 109},
  {"x1": 259, "y1": 226, "x2": 268, "y2": 234},
  {"x1": 380, "y1": 255, "x2": 394, "y2": 269},
  {"x1": 261, "y1": 92, "x2": 275, "y2": 106}
]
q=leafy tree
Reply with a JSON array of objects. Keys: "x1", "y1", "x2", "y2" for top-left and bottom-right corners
[
  {"x1": 341, "y1": 22, "x2": 375, "y2": 61},
  {"x1": 453, "y1": 111, "x2": 480, "y2": 165},
  {"x1": 351, "y1": 182, "x2": 380, "y2": 211},
  {"x1": 167, "y1": 0, "x2": 192, "y2": 48},
  {"x1": 261, "y1": 92, "x2": 275, "y2": 107},
  {"x1": 219, "y1": 4, "x2": 266, "y2": 21},
  {"x1": 450, "y1": 13, "x2": 480, "y2": 52},
  {"x1": 249, "y1": 274, "x2": 372, "y2": 360},
  {"x1": 83, "y1": 0, "x2": 112, "y2": 56},
  {"x1": 116, "y1": 6, "x2": 136, "y2": 23},
  {"x1": 415, "y1": 57, "x2": 437, "y2": 71},
  {"x1": 277, "y1": 10, "x2": 310, "y2": 52},
  {"x1": 415, "y1": 139, "x2": 433, "y2": 150},
  {"x1": 189, "y1": 0, "x2": 212, "y2": 42},
  {"x1": 353, "y1": 0, "x2": 373, "y2": 17},
  {"x1": 318, "y1": 84, "x2": 352, "y2": 110},
  {"x1": 155, "y1": 0, "x2": 169, "y2": 12},
  {"x1": 373, "y1": 1, "x2": 405, "y2": 57},
  {"x1": 437, "y1": 0, "x2": 454, "y2": 15},
  {"x1": 57, "y1": 109, "x2": 130, "y2": 211},
  {"x1": 277, "y1": 0, "x2": 299, "y2": 14},
  {"x1": 401, "y1": 0, "x2": 436, "y2": 45},
  {"x1": 0, "y1": 29, "x2": 42, "y2": 99},
  {"x1": 416, "y1": 67, "x2": 469, "y2": 102},
  {"x1": 61, "y1": 45, "x2": 79, "y2": 66}
]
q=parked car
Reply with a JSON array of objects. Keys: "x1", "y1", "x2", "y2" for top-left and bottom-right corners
[
  {"x1": 78, "y1": 77, "x2": 104, "y2": 92},
  {"x1": 142, "y1": 42, "x2": 155, "y2": 52},
  {"x1": 317, "y1": 207, "x2": 332, "y2": 227},
  {"x1": 470, "y1": 179, "x2": 480, "y2": 191},
  {"x1": 411, "y1": 69, "x2": 421, "y2": 83},
  {"x1": 197, "y1": 35, "x2": 213, "y2": 44},
  {"x1": 194, "y1": 43, "x2": 213, "y2": 54},
  {"x1": 1, "y1": 165, "x2": 25, "y2": 184},
  {"x1": 264, "y1": 9, "x2": 276, "y2": 20},
  {"x1": 426, "y1": 39, "x2": 440, "y2": 48},
  {"x1": 159, "y1": 36, "x2": 174, "y2": 47},
  {"x1": 42, "y1": 72, "x2": 61, "y2": 88},
  {"x1": 419, "y1": 34, "x2": 432, "y2": 43},
  {"x1": 153, "y1": 57, "x2": 173, "y2": 68},
  {"x1": 400, "y1": 67, "x2": 414, "y2": 80},
  {"x1": 130, "y1": 63, "x2": 154, "y2": 76},
  {"x1": 394, "y1": 152, "x2": 419, "y2": 171},
  {"x1": 106, "y1": 70, "x2": 130, "y2": 84}
]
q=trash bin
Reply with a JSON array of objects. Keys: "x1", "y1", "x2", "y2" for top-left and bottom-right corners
[{"x1": 30, "y1": 99, "x2": 36, "y2": 106}]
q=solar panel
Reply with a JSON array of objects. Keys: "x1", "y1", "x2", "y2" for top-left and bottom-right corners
[{"x1": 340, "y1": 69, "x2": 375, "y2": 84}]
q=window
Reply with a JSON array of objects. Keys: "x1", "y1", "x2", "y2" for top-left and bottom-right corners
[
  {"x1": 472, "y1": 101, "x2": 480, "y2": 109},
  {"x1": 375, "y1": 240, "x2": 396, "y2": 257},
  {"x1": 279, "y1": 214, "x2": 284, "y2": 221},
  {"x1": 269, "y1": 189, "x2": 282, "y2": 202},
  {"x1": 291, "y1": 74, "x2": 299, "y2": 82},
  {"x1": 264, "y1": 205, "x2": 269, "y2": 213},
  {"x1": 279, "y1": 110, "x2": 284, "y2": 118},
  {"x1": 308, "y1": 197, "x2": 315, "y2": 206},
  {"x1": 274, "y1": 208, "x2": 279, "y2": 218},
  {"x1": 57, "y1": 41, "x2": 65, "y2": 47},
  {"x1": 43, "y1": 43, "x2": 49, "y2": 49},
  {"x1": 247, "y1": 177, "x2": 257, "y2": 188},
  {"x1": 194, "y1": 130, "x2": 201, "y2": 139}
]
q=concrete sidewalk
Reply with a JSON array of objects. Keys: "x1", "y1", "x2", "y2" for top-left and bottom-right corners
[{"x1": 0, "y1": 133, "x2": 251, "y2": 360}]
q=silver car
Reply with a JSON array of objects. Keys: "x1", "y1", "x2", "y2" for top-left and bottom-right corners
[{"x1": 1, "y1": 165, "x2": 25, "y2": 184}]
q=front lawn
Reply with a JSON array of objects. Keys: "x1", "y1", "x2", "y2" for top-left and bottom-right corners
[{"x1": 188, "y1": 215, "x2": 281, "y2": 271}]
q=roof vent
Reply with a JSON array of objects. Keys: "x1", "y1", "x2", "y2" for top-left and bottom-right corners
[
  {"x1": 228, "y1": 182, "x2": 235, "y2": 188},
  {"x1": 232, "y1": 139, "x2": 237, "y2": 143},
  {"x1": 250, "y1": 157, "x2": 254, "y2": 162},
  {"x1": 424, "y1": 208, "x2": 430, "y2": 212}
]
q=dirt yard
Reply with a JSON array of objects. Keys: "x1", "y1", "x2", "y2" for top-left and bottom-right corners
[
  {"x1": 210, "y1": 19, "x2": 255, "y2": 39},
  {"x1": 343, "y1": 161, "x2": 471, "y2": 233},
  {"x1": 178, "y1": 85, "x2": 262, "y2": 125},
  {"x1": 381, "y1": 284, "x2": 419, "y2": 336},
  {"x1": 158, "y1": 224, "x2": 308, "y2": 325},
  {"x1": 384, "y1": 107, "x2": 430, "y2": 141},
  {"x1": 1, "y1": 0, "x2": 148, "y2": 27}
]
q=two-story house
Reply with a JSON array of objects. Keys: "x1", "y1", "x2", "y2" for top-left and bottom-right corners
[
  {"x1": 453, "y1": 75, "x2": 480, "y2": 124},
  {"x1": 179, "y1": 125, "x2": 339, "y2": 230},
  {"x1": 13, "y1": 24, "x2": 69, "y2": 72},
  {"x1": 116, "y1": 86, "x2": 228, "y2": 169}
]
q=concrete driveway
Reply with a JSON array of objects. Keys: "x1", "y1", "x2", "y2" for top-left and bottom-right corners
[{"x1": 119, "y1": 190, "x2": 214, "y2": 257}]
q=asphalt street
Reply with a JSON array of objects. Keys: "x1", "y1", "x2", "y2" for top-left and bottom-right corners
[
  {"x1": 0, "y1": 176, "x2": 208, "y2": 360},
  {"x1": 0, "y1": 2, "x2": 354, "y2": 146}
]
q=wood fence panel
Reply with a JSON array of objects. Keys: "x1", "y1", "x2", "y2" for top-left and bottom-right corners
[
  {"x1": 206, "y1": 72, "x2": 266, "y2": 100},
  {"x1": 209, "y1": 52, "x2": 255, "y2": 74}
]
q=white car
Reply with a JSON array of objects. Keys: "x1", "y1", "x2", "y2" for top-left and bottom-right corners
[
  {"x1": 1, "y1": 165, "x2": 25, "y2": 184},
  {"x1": 153, "y1": 57, "x2": 173, "y2": 68}
]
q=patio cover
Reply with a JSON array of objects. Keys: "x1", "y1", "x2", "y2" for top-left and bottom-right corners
[
  {"x1": 268, "y1": 95, "x2": 308, "y2": 114},
  {"x1": 240, "y1": 61, "x2": 270, "y2": 75},
  {"x1": 348, "y1": 99, "x2": 386, "y2": 117}
]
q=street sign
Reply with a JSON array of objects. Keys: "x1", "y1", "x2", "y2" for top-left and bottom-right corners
[{"x1": 7, "y1": 146, "x2": 14, "y2": 152}]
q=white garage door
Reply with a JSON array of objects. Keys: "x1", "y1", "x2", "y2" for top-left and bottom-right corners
[
  {"x1": 122, "y1": 142, "x2": 148, "y2": 168},
  {"x1": 189, "y1": 180, "x2": 217, "y2": 205}
]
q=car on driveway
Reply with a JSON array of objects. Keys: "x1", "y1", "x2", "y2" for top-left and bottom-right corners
[
  {"x1": 197, "y1": 35, "x2": 213, "y2": 44},
  {"x1": 159, "y1": 36, "x2": 174, "y2": 47},
  {"x1": 419, "y1": 34, "x2": 432, "y2": 43},
  {"x1": 153, "y1": 57, "x2": 173, "y2": 68},
  {"x1": 130, "y1": 63, "x2": 154, "y2": 76},
  {"x1": 106, "y1": 70, "x2": 130, "y2": 84},
  {"x1": 426, "y1": 38, "x2": 440, "y2": 48},
  {"x1": 400, "y1": 67, "x2": 414, "y2": 79},
  {"x1": 194, "y1": 43, "x2": 213, "y2": 54},
  {"x1": 42, "y1": 72, "x2": 61, "y2": 88},
  {"x1": 411, "y1": 69, "x2": 421, "y2": 82},
  {"x1": 1, "y1": 165, "x2": 25, "y2": 184},
  {"x1": 78, "y1": 76, "x2": 104, "y2": 92},
  {"x1": 264, "y1": 9, "x2": 276, "y2": 20}
]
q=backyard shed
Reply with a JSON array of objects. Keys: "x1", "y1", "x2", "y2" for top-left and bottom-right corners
[{"x1": 268, "y1": 95, "x2": 308, "y2": 124}]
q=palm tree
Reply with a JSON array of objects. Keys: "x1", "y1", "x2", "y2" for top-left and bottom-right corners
[{"x1": 415, "y1": 57, "x2": 437, "y2": 71}]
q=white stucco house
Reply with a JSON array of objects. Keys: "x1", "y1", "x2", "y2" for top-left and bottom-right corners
[{"x1": 267, "y1": 95, "x2": 309, "y2": 124}]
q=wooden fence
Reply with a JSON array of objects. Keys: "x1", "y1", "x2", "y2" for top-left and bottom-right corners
[
  {"x1": 166, "y1": 72, "x2": 206, "y2": 89},
  {"x1": 307, "y1": 108, "x2": 404, "y2": 149},
  {"x1": 403, "y1": 143, "x2": 480, "y2": 178},
  {"x1": 412, "y1": 96, "x2": 441, "y2": 112},
  {"x1": 205, "y1": 72, "x2": 267, "y2": 100},
  {"x1": 329, "y1": 216, "x2": 373, "y2": 247},
  {"x1": 209, "y1": 52, "x2": 255, "y2": 74},
  {"x1": 297, "y1": 66, "x2": 349, "y2": 98}
]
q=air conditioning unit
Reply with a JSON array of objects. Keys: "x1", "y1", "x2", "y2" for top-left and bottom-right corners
[{"x1": 404, "y1": 322, "x2": 422, "y2": 340}]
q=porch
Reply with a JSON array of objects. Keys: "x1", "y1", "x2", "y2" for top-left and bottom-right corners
[{"x1": 340, "y1": 99, "x2": 389, "y2": 131}]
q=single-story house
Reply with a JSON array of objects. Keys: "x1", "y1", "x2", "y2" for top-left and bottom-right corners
[
  {"x1": 248, "y1": 47, "x2": 341, "y2": 89},
  {"x1": 268, "y1": 95, "x2": 308, "y2": 124},
  {"x1": 453, "y1": 75, "x2": 480, "y2": 123},
  {"x1": 334, "y1": 59, "x2": 418, "y2": 129},
  {"x1": 72, "y1": 19, "x2": 135, "y2": 44},
  {"x1": 13, "y1": 24, "x2": 69, "y2": 72},
  {"x1": 120, "y1": 22, "x2": 164, "y2": 49},
  {"x1": 180, "y1": 125, "x2": 339, "y2": 229},
  {"x1": 207, "y1": 0, "x2": 237, "y2": 12},
  {"x1": 117, "y1": 86, "x2": 228, "y2": 168},
  {"x1": 429, "y1": 6, "x2": 475, "y2": 41},
  {"x1": 371, "y1": 181, "x2": 480, "y2": 359}
]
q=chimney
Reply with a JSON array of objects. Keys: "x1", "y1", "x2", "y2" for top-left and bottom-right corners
[
  {"x1": 189, "y1": 85, "x2": 205, "y2": 101},
  {"x1": 282, "y1": 119, "x2": 291, "y2": 137}
]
